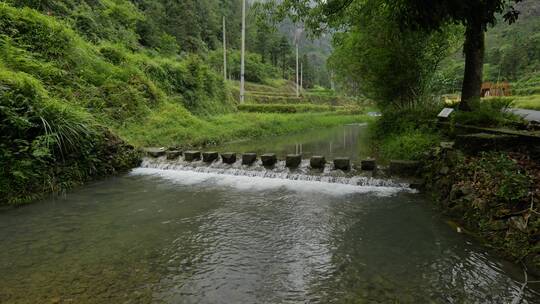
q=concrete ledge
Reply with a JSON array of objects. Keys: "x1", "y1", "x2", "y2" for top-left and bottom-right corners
[
  {"x1": 333, "y1": 157, "x2": 351, "y2": 171},
  {"x1": 389, "y1": 160, "x2": 420, "y2": 176},
  {"x1": 203, "y1": 151, "x2": 219, "y2": 163},
  {"x1": 143, "y1": 147, "x2": 166, "y2": 158},
  {"x1": 184, "y1": 151, "x2": 201, "y2": 162},
  {"x1": 361, "y1": 159, "x2": 376, "y2": 171},
  {"x1": 221, "y1": 152, "x2": 236, "y2": 164},
  {"x1": 242, "y1": 153, "x2": 257, "y2": 165},
  {"x1": 166, "y1": 150, "x2": 182, "y2": 160},
  {"x1": 286, "y1": 154, "x2": 302, "y2": 168},
  {"x1": 310, "y1": 156, "x2": 326, "y2": 169},
  {"x1": 455, "y1": 133, "x2": 520, "y2": 154},
  {"x1": 261, "y1": 153, "x2": 277, "y2": 167}
]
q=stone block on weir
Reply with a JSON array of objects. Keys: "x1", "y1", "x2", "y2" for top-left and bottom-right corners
[
  {"x1": 310, "y1": 156, "x2": 326, "y2": 169},
  {"x1": 221, "y1": 152, "x2": 237, "y2": 164},
  {"x1": 261, "y1": 153, "x2": 277, "y2": 167},
  {"x1": 333, "y1": 157, "x2": 351, "y2": 171},
  {"x1": 184, "y1": 151, "x2": 201, "y2": 162},
  {"x1": 286, "y1": 154, "x2": 302, "y2": 168},
  {"x1": 203, "y1": 151, "x2": 219, "y2": 163},
  {"x1": 242, "y1": 153, "x2": 257, "y2": 165}
]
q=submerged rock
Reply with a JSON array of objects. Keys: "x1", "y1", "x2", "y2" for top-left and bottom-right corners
[
  {"x1": 242, "y1": 153, "x2": 257, "y2": 165},
  {"x1": 221, "y1": 152, "x2": 236, "y2": 164},
  {"x1": 333, "y1": 157, "x2": 351, "y2": 171},
  {"x1": 261, "y1": 153, "x2": 277, "y2": 167},
  {"x1": 286, "y1": 154, "x2": 302, "y2": 168},
  {"x1": 202, "y1": 151, "x2": 218, "y2": 163},
  {"x1": 310, "y1": 156, "x2": 326, "y2": 169},
  {"x1": 184, "y1": 151, "x2": 201, "y2": 162}
]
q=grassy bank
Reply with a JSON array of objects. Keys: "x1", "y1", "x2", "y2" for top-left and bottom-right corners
[{"x1": 119, "y1": 104, "x2": 370, "y2": 147}]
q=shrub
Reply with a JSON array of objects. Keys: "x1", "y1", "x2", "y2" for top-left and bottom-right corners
[
  {"x1": 454, "y1": 98, "x2": 522, "y2": 127},
  {"x1": 379, "y1": 129, "x2": 441, "y2": 161}
]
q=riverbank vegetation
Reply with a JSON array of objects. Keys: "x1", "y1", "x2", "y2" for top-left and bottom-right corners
[{"x1": 0, "y1": 1, "x2": 366, "y2": 205}]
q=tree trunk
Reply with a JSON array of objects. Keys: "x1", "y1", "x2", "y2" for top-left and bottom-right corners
[{"x1": 460, "y1": 23, "x2": 485, "y2": 111}]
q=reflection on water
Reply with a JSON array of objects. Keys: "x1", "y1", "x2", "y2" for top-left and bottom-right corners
[
  {"x1": 217, "y1": 123, "x2": 371, "y2": 161},
  {"x1": 0, "y1": 169, "x2": 538, "y2": 303}
]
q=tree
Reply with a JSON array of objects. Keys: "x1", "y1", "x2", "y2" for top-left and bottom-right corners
[
  {"x1": 269, "y1": 0, "x2": 523, "y2": 110},
  {"x1": 393, "y1": 0, "x2": 523, "y2": 110}
]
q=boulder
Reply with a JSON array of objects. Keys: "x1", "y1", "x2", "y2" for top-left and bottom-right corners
[
  {"x1": 202, "y1": 151, "x2": 219, "y2": 163},
  {"x1": 143, "y1": 147, "x2": 166, "y2": 158},
  {"x1": 389, "y1": 160, "x2": 420, "y2": 176},
  {"x1": 184, "y1": 151, "x2": 201, "y2": 162},
  {"x1": 242, "y1": 153, "x2": 257, "y2": 165},
  {"x1": 261, "y1": 153, "x2": 277, "y2": 167},
  {"x1": 360, "y1": 159, "x2": 376, "y2": 171},
  {"x1": 166, "y1": 150, "x2": 182, "y2": 160},
  {"x1": 221, "y1": 152, "x2": 237, "y2": 164},
  {"x1": 286, "y1": 154, "x2": 302, "y2": 168},
  {"x1": 333, "y1": 157, "x2": 351, "y2": 171},
  {"x1": 310, "y1": 156, "x2": 326, "y2": 169}
]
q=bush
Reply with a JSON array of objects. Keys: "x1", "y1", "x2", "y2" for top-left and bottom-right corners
[
  {"x1": 379, "y1": 129, "x2": 441, "y2": 161},
  {"x1": 0, "y1": 69, "x2": 138, "y2": 205},
  {"x1": 454, "y1": 98, "x2": 523, "y2": 127}
]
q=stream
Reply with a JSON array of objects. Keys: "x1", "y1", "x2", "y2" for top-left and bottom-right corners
[{"x1": 1, "y1": 124, "x2": 539, "y2": 303}]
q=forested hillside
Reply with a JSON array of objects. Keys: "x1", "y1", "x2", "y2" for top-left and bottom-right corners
[{"x1": 0, "y1": 0, "x2": 347, "y2": 205}]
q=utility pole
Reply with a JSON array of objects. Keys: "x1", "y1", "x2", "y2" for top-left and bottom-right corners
[
  {"x1": 300, "y1": 62, "x2": 303, "y2": 92},
  {"x1": 295, "y1": 43, "x2": 299, "y2": 97},
  {"x1": 223, "y1": 16, "x2": 227, "y2": 81},
  {"x1": 240, "y1": 0, "x2": 246, "y2": 104}
]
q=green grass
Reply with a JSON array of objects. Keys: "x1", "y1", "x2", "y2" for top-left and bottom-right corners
[
  {"x1": 118, "y1": 102, "x2": 372, "y2": 147},
  {"x1": 510, "y1": 95, "x2": 540, "y2": 110}
]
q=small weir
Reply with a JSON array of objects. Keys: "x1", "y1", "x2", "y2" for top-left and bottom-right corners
[{"x1": 139, "y1": 152, "x2": 413, "y2": 191}]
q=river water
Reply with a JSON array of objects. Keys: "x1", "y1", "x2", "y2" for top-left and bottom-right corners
[{"x1": 1, "y1": 125, "x2": 539, "y2": 303}]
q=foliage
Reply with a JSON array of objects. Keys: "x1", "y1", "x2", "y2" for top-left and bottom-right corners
[
  {"x1": 326, "y1": 1, "x2": 459, "y2": 110},
  {"x1": 453, "y1": 98, "x2": 523, "y2": 127},
  {"x1": 0, "y1": 68, "x2": 139, "y2": 205},
  {"x1": 379, "y1": 129, "x2": 441, "y2": 161}
]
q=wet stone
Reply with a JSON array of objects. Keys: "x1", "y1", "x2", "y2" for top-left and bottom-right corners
[
  {"x1": 242, "y1": 153, "x2": 257, "y2": 165},
  {"x1": 361, "y1": 159, "x2": 376, "y2": 171},
  {"x1": 166, "y1": 150, "x2": 182, "y2": 160},
  {"x1": 310, "y1": 156, "x2": 326, "y2": 169},
  {"x1": 261, "y1": 153, "x2": 277, "y2": 167},
  {"x1": 333, "y1": 157, "x2": 351, "y2": 171},
  {"x1": 143, "y1": 147, "x2": 166, "y2": 158},
  {"x1": 389, "y1": 160, "x2": 420, "y2": 176},
  {"x1": 221, "y1": 152, "x2": 237, "y2": 164},
  {"x1": 184, "y1": 151, "x2": 201, "y2": 162},
  {"x1": 202, "y1": 151, "x2": 219, "y2": 163},
  {"x1": 286, "y1": 154, "x2": 302, "y2": 168}
]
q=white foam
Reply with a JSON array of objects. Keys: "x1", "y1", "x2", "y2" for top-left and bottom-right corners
[{"x1": 130, "y1": 168, "x2": 414, "y2": 197}]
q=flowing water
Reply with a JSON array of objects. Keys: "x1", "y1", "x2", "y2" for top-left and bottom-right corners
[{"x1": 1, "y1": 125, "x2": 539, "y2": 303}]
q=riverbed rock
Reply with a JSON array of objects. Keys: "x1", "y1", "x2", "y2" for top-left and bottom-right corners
[
  {"x1": 333, "y1": 157, "x2": 351, "y2": 171},
  {"x1": 242, "y1": 153, "x2": 257, "y2": 165},
  {"x1": 310, "y1": 156, "x2": 326, "y2": 169},
  {"x1": 221, "y1": 152, "x2": 236, "y2": 164},
  {"x1": 202, "y1": 151, "x2": 219, "y2": 163},
  {"x1": 184, "y1": 151, "x2": 201, "y2": 162},
  {"x1": 361, "y1": 159, "x2": 376, "y2": 171},
  {"x1": 286, "y1": 154, "x2": 302, "y2": 168},
  {"x1": 261, "y1": 153, "x2": 277, "y2": 167},
  {"x1": 166, "y1": 150, "x2": 182, "y2": 160},
  {"x1": 143, "y1": 147, "x2": 166, "y2": 158},
  {"x1": 389, "y1": 160, "x2": 420, "y2": 176}
]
